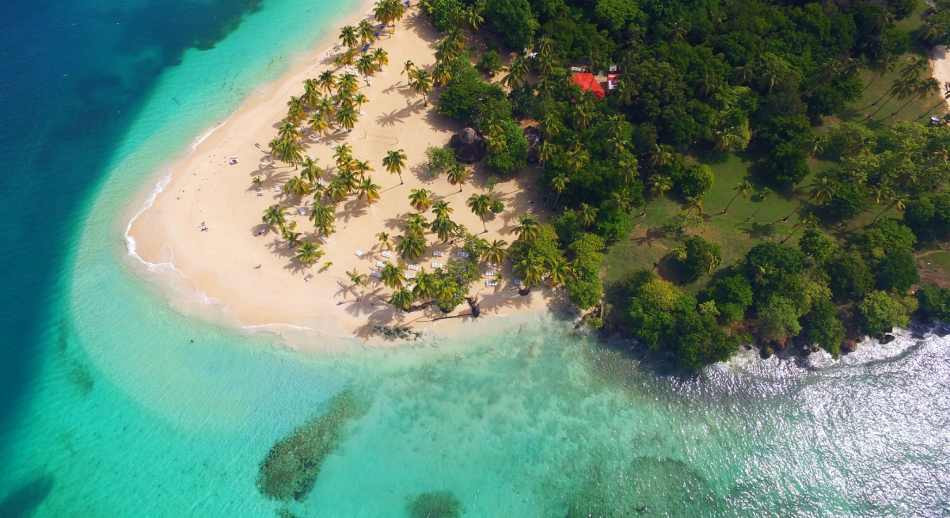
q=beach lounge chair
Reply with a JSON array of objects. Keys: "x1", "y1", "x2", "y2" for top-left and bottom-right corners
[
  {"x1": 405, "y1": 270, "x2": 417, "y2": 280},
  {"x1": 375, "y1": 260, "x2": 386, "y2": 269},
  {"x1": 456, "y1": 250, "x2": 470, "y2": 259},
  {"x1": 431, "y1": 261, "x2": 443, "y2": 269},
  {"x1": 355, "y1": 249, "x2": 365, "y2": 258},
  {"x1": 381, "y1": 250, "x2": 393, "y2": 259},
  {"x1": 483, "y1": 270, "x2": 496, "y2": 278},
  {"x1": 297, "y1": 207, "x2": 308, "y2": 215},
  {"x1": 407, "y1": 264, "x2": 419, "y2": 271},
  {"x1": 433, "y1": 250, "x2": 444, "y2": 257},
  {"x1": 485, "y1": 279, "x2": 498, "y2": 287}
]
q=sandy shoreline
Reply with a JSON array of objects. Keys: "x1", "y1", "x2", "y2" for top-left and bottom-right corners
[
  {"x1": 126, "y1": 3, "x2": 554, "y2": 348},
  {"x1": 932, "y1": 45, "x2": 950, "y2": 110}
]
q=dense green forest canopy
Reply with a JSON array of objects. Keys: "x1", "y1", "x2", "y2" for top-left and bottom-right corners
[{"x1": 419, "y1": 0, "x2": 950, "y2": 369}]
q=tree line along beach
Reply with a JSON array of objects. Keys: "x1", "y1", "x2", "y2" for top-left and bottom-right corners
[{"x1": 130, "y1": 0, "x2": 950, "y2": 369}]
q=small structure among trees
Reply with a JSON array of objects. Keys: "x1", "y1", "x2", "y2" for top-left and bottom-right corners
[
  {"x1": 570, "y1": 72, "x2": 605, "y2": 99},
  {"x1": 449, "y1": 127, "x2": 487, "y2": 163}
]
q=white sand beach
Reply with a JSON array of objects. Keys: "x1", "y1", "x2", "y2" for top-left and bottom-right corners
[{"x1": 127, "y1": 5, "x2": 553, "y2": 345}]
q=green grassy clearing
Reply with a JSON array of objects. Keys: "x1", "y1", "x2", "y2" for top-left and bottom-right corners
[
  {"x1": 605, "y1": 155, "x2": 806, "y2": 289},
  {"x1": 839, "y1": 4, "x2": 947, "y2": 125}
]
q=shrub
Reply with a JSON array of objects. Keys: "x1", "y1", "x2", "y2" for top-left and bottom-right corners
[
  {"x1": 826, "y1": 251, "x2": 873, "y2": 303},
  {"x1": 916, "y1": 284, "x2": 950, "y2": 322},
  {"x1": 858, "y1": 290, "x2": 911, "y2": 336},
  {"x1": 801, "y1": 298, "x2": 845, "y2": 357},
  {"x1": 876, "y1": 249, "x2": 919, "y2": 293},
  {"x1": 671, "y1": 236, "x2": 721, "y2": 283},
  {"x1": 484, "y1": 0, "x2": 539, "y2": 50},
  {"x1": 477, "y1": 49, "x2": 502, "y2": 77}
]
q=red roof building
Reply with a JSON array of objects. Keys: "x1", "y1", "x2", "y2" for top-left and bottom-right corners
[{"x1": 570, "y1": 72, "x2": 606, "y2": 99}]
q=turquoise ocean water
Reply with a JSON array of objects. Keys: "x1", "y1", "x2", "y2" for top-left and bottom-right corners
[{"x1": 1, "y1": 0, "x2": 949, "y2": 516}]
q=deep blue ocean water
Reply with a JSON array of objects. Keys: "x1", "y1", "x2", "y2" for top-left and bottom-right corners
[{"x1": 0, "y1": 1, "x2": 948, "y2": 516}]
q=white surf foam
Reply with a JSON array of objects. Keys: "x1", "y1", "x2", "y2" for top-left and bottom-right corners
[{"x1": 191, "y1": 118, "x2": 228, "y2": 150}]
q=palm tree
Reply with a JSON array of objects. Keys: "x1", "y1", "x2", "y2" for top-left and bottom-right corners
[
  {"x1": 374, "y1": 0, "x2": 406, "y2": 32},
  {"x1": 371, "y1": 48, "x2": 389, "y2": 70},
  {"x1": 356, "y1": 53, "x2": 377, "y2": 77},
  {"x1": 295, "y1": 242, "x2": 324, "y2": 267},
  {"x1": 516, "y1": 214, "x2": 541, "y2": 242},
  {"x1": 462, "y1": 5, "x2": 483, "y2": 30},
  {"x1": 283, "y1": 176, "x2": 311, "y2": 198},
  {"x1": 551, "y1": 174, "x2": 569, "y2": 205},
  {"x1": 503, "y1": 54, "x2": 530, "y2": 90},
  {"x1": 269, "y1": 135, "x2": 303, "y2": 167},
  {"x1": 333, "y1": 143, "x2": 353, "y2": 167},
  {"x1": 446, "y1": 164, "x2": 471, "y2": 192},
  {"x1": 388, "y1": 288, "x2": 414, "y2": 311},
  {"x1": 335, "y1": 48, "x2": 357, "y2": 68},
  {"x1": 325, "y1": 179, "x2": 349, "y2": 203},
  {"x1": 277, "y1": 121, "x2": 299, "y2": 141},
  {"x1": 357, "y1": 177, "x2": 381, "y2": 204},
  {"x1": 282, "y1": 222, "x2": 302, "y2": 248},
  {"x1": 546, "y1": 256, "x2": 573, "y2": 288},
  {"x1": 412, "y1": 269, "x2": 436, "y2": 299},
  {"x1": 317, "y1": 71, "x2": 336, "y2": 94},
  {"x1": 467, "y1": 193, "x2": 492, "y2": 233},
  {"x1": 345, "y1": 268, "x2": 369, "y2": 299},
  {"x1": 515, "y1": 251, "x2": 546, "y2": 290},
  {"x1": 408, "y1": 69, "x2": 433, "y2": 105},
  {"x1": 376, "y1": 231, "x2": 391, "y2": 250},
  {"x1": 807, "y1": 176, "x2": 835, "y2": 206},
  {"x1": 919, "y1": 82, "x2": 950, "y2": 122},
  {"x1": 373, "y1": 0, "x2": 394, "y2": 28},
  {"x1": 383, "y1": 148, "x2": 408, "y2": 185},
  {"x1": 431, "y1": 214, "x2": 457, "y2": 242},
  {"x1": 889, "y1": 77, "x2": 940, "y2": 119},
  {"x1": 721, "y1": 178, "x2": 753, "y2": 215},
  {"x1": 404, "y1": 213, "x2": 428, "y2": 235},
  {"x1": 380, "y1": 263, "x2": 406, "y2": 289},
  {"x1": 402, "y1": 59, "x2": 415, "y2": 78},
  {"x1": 310, "y1": 201, "x2": 336, "y2": 237},
  {"x1": 335, "y1": 104, "x2": 358, "y2": 132},
  {"x1": 316, "y1": 96, "x2": 335, "y2": 119},
  {"x1": 286, "y1": 96, "x2": 306, "y2": 124},
  {"x1": 432, "y1": 61, "x2": 453, "y2": 87},
  {"x1": 303, "y1": 79, "x2": 321, "y2": 108},
  {"x1": 872, "y1": 191, "x2": 907, "y2": 224},
  {"x1": 648, "y1": 175, "x2": 673, "y2": 198},
  {"x1": 565, "y1": 142, "x2": 590, "y2": 174},
  {"x1": 409, "y1": 188, "x2": 433, "y2": 212},
  {"x1": 336, "y1": 73, "x2": 359, "y2": 97},
  {"x1": 357, "y1": 19, "x2": 376, "y2": 46},
  {"x1": 309, "y1": 111, "x2": 331, "y2": 136},
  {"x1": 262, "y1": 204, "x2": 286, "y2": 233},
  {"x1": 337, "y1": 169, "x2": 359, "y2": 195},
  {"x1": 353, "y1": 158, "x2": 373, "y2": 179},
  {"x1": 484, "y1": 239, "x2": 507, "y2": 266},
  {"x1": 578, "y1": 203, "x2": 598, "y2": 227},
  {"x1": 339, "y1": 25, "x2": 359, "y2": 49},
  {"x1": 866, "y1": 68, "x2": 919, "y2": 120},
  {"x1": 431, "y1": 200, "x2": 453, "y2": 220},
  {"x1": 395, "y1": 231, "x2": 427, "y2": 261}
]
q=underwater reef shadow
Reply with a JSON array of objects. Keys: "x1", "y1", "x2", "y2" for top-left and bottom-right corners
[
  {"x1": 0, "y1": 474, "x2": 55, "y2": 518},
  {"x1": 406, "y1": 490, "x2": 463, "y2": 518},
  {"x1": 257, "y1": 388, "x2": 370, "y2": 503}
]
